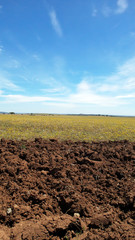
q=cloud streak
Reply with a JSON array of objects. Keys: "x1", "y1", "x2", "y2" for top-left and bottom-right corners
[
  {"x1": 0, "y1": 74, "x2": 23, "y2": 91},
  {"x1": 49, "y1": 9, "x2": 62, "y2": 37},
  {"x1": 1, "y1": 95, "x2": 52, "y2": 103}
]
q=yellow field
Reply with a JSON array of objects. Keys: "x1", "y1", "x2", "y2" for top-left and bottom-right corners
[{"x1": 0, "y1": 114, "x2": 135, "y2": 142}]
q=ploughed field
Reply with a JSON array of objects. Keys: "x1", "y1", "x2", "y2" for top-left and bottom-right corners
[{"x1": 0, "y1": 138, "x2": 134, "y2": 239}]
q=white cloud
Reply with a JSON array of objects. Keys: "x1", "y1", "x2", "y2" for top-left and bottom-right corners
[
  {"x1": 43, "y1": 102, "x2": 75, "y2": 108},
  {"x1": 65, "y1": 57, "x2": 135, "y2": 107},
  {"x1": 115, "y1": 0, "x2": 128, "y2": 14},
  {"x1": 96, "y1": 57, "x2": 135, "y2": 93},
  {"x1": 1, "y1": 57, "x2": 135, "y2": 112},
  {"x1": 0, "y1": 5, "x2": 2, "y2": 9},
  {"x1": 118, "y1": 58, "x2": 135, "y2": 76},
  {"x1": 116, "y1": 94, "x2": 135, "y2": 99},
  {"x1": 98, "y1": 84, "x2": 119, "y2": 92},
  {"x1": 2, "y1": 95, "x2": 52, "y2": 103},
  {"x1": 67, "y1": 80, "x2": 126, "y2": 107},
  {"x1": 49, "y1": 9, "x2": 62, "y2": 37},
  {"x1": 125, "y1": 78, "x2": 135, "y2": 89},
  {"x1": 0, "y1": 74, "x2": 23, "y2": 91},
  {"x1": 1, "y1": 85, "x2": 124, "y2": 107},
  {"x1": 101, "y1": 0, "x2": 128, "y2": 17},
  {"x1": 116, "y1": 57, "x2": 135, "y2": 90}
]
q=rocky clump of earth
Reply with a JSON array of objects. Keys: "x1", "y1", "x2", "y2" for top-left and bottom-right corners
[{"x1": 0, "y1": 138, "x2": 134, "y2": 239}]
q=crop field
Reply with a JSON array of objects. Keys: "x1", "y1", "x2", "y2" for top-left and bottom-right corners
[{"x1": 0, "y1": 114, "x2": 135, "y2": 141}]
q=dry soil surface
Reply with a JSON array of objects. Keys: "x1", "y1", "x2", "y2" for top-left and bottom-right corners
[{"x1": 0, "y1": 138, "x2": 135, "y2": 239}]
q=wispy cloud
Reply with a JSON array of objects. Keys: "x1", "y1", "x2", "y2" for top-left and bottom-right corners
[
  {"x1": 1, "y1": 57, "x2": 135, "y2": 112},
  {"x1": 49, "y1": 9, "x2": 62, "y2": 37},
  {"x1": 0, "y1": 5, "x2": 2, "y2": 10},
  {"x1": 68, "y1": 57, "x2": 135, "y2": 106},
  {"x1": 115, "y1": 0, "x2": 128, "y2": 14},
  {"x1": 2, "y1": 95, "x2": 52, "y2": 103},
  {"x1": 97, "y1": 57, "x2": 135, "y2": 94},
  {"x1": 117, "y1": 57, "x2": 135, "y2": 79},
  {"x1": 41, "y1": 86, "x2": 68, "y2": 95},
  {"x1": 101, "y1": 0, "x2": 128, "y2": 17},
  {"x1": 0, "y1": 74, "x2": 23, "y2": 91}
]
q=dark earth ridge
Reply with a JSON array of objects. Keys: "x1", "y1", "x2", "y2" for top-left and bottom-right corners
[{"x1": 0, "y1": 138, "x2": 134, "y2": 239}]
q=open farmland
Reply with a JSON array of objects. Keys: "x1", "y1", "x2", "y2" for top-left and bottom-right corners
[
  {"x1": 0, "y1": 114, "x2": 135, "y2": 141},
  {"x1": 0, "y1": 114, "x2": 135, "y2": 239}
]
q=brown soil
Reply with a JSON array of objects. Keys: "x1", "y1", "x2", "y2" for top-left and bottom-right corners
[{"x1": 0, "y1": 138, "x2": 134, "y2": 240}]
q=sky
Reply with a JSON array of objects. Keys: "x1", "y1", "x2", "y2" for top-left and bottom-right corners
[{"x1": 0, "y1": 0, "x2": 135, "y2": 115}]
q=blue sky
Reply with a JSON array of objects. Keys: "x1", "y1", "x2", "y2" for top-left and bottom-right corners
[{"x1": 0, "y1": 0, "x2": 135, "y2": 115}]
